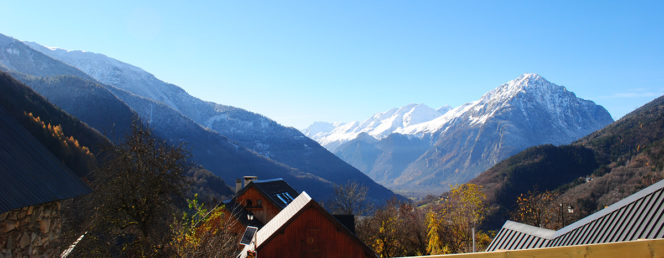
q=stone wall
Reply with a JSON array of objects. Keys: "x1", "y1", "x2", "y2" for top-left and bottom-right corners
[{"x1": 0, "y1": 200, "x2": 62, "y2": 257}]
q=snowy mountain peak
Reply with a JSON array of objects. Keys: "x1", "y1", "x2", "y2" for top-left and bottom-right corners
[
  {"x1": 510, "y1": 73, "x2": 552, "y2": 89},
  {"x1": 303, "y1": 103, "x2": 446, "y2": 151},
  {"x1": 517, "y1": 72, "x2": 543, "y2": 82},
  {"x1": 481, "y1": 73, "x2": 555, "y2": 101}
]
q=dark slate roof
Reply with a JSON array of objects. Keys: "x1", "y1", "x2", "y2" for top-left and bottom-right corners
[
  {"x1": 0, "y1": 107, "x2": 91, "y2": 213},
  {"x1": 244, "y1": 178, "x2": 299, "y2": 209},
  {"x1": 486, "y1": 179, "x2": 664, "y2": 251}
]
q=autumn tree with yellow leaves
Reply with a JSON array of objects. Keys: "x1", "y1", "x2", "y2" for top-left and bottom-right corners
[
  {"x1": 170, "y1": 194, "x2": 238, "y2": 257},
  {"x1": 426, "y1": 184, "x2": 493, "y2": 254},
  {"x1": 24, "y1": 111, "x2": 95, "y2": 176},
  {"x1": 357, "y1": 199, "x2": 427, "y2": 257},
  {"x1": 511, "y1": 190, "x2": 559, "y2": 228}
]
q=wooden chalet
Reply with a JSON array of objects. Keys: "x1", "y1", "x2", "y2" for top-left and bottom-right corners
[
  {"x1": 223, "y1": 177, "x2": 300, "y2": 233},
  {"x1": 239, "y1": 191, "x2": 376, "y2": 258}
]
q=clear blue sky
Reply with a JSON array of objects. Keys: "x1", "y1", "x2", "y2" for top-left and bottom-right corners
[{"x1": 2, "y1": 1, "x2": 663, "y2": 129}]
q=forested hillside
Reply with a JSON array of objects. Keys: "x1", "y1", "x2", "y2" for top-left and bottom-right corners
[
  {"x1": 0, "y1": 71, "x2": 111, "y2": 177},
  {"x1": 10, "y1": 73, "x2": 139, "y2": 144},
  {"x1": 0, "y1": 71, "x2": 233, "y2": 202}
]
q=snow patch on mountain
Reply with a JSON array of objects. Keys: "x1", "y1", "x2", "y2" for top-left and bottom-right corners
[{"x1": 304, "y1": 104, "x2": 445, "y2": 151}]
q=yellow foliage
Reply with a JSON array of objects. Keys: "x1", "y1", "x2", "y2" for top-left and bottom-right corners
[
  {"x1": 170, "y1": 194, "x2": 234, "y2": 256},
  {"x1": 24, "y1": 111, "x2": 94, "y2": 157},
  {"x1": 426, "y1": 211, "x2": 445, "y2": 254},
  {"x1": 427, "y1": 184, "x2": 489, "y2": 253}
]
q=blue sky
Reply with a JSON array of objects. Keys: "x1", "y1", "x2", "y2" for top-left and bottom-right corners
[{"x1": 2, "y1": 1, "x2": 663, "y2": 129}]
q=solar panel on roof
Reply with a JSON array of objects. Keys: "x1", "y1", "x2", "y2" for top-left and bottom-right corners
[{"x1": 240, "y1": 226, "x2": 258, "y2": 246}]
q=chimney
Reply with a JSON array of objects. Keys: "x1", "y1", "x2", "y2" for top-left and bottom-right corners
[
  {"x1": 243, "y1": 176, "x2": 257, "y2": 187},
  {"x1": 235, "y1": 178, "x2": 242, "y2": 193}
]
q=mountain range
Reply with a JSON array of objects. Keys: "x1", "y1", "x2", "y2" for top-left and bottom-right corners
[
  {"x1": 303, "y1": 104, "x2": 452, "y2": 151},
  {"x1": 0, "y1": 33, "x2": 398, "y2": 204},
  {"x1": 305, "y1": 74, "x2": 614, "y2": 195}
]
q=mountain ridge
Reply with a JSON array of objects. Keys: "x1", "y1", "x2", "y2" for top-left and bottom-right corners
[{"x1": 10, "y1": 35, "x2": 400, "y2": 203}]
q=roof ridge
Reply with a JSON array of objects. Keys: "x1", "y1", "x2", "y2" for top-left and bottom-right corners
[{"x1": 502, "y1": 220, "x2": 556, "y2": 239}]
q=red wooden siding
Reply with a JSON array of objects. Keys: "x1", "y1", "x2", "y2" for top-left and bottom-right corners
[
  {"x1": 237, "y1": 186, "x2": 282, "y2": 223},
  {"x1": 257, "y1": 204, "x2": 373, "y2": 258}
]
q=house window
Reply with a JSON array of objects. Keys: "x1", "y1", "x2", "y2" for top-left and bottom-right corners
[
  {"x1": 257, "y1": 200, "x2": 262, "y2": 207},
  {"x1": 246, "y1": 199, "x2": 253, "y2": 207}
]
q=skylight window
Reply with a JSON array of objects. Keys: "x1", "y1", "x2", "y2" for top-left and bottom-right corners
[
  {"x1": 275, "y1": 193, "x2": 288, "y2": 205},
  {"x1": 274, "y1": 192, "x2": 295, "y2": 205},
  {"x1": 283, "y1": 192, "x2": 294, "y2": 201}
]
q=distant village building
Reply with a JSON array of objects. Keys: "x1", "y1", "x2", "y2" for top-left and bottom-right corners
[
  {"x1": 0, "y1": 114, "x2": 91, "y2": 257},
  {"x1": 486, "y1": 179, "x2": 664, "y2": 251},
  {"x1": 226, "y1": 176, "x2": 375, "y2": 257}
]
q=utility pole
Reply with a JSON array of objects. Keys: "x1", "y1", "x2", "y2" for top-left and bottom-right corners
[{"x1": 472, "y1": 225, "x2": 476, "y2": 252}]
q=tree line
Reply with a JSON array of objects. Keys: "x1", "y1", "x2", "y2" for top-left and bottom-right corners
[{"x1": 329, "y1": 182, "x2": 495, "y2": 257}]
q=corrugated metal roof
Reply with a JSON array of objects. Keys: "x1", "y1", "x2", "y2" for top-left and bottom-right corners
[
  {"x1": 486, "y1": 179, "x2": 664, "y2": 251},
  {"x1": 0, "y1": 107, "x2": 91, "y2": 213},
  {"x1": 485, "y1": 221, "x2": 554, "y2": 251}
]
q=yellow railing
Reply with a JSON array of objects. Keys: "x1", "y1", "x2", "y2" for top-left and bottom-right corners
[{"x1": 407, "y1": 238, "x2": 664, "y2": 258}]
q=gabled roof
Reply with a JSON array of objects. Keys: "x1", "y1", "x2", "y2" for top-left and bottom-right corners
[
  {"x1": 240, "y1": 192, "x2": 376, "y2": 257},
  {"x1": 0, "y1": 108, "x2": 91, "y2": 213},
  {"x1": 487, "y1": 179, "x2": 664, "y2": 251},
  {"x1": 235, "y1": 178, "x2": 299, "y2": 209},
  {"x1": 254, "y1": 191, "x2": 312, "y2": 248}
]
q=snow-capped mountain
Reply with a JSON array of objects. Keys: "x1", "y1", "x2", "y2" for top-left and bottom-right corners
[
  {"x1": 309, "y1": 74, "x2": 613, "y2": 195},
  {"x1": 304, "y1": 103, "x2": 446, "y2": 151},
  {"x1": 25, "y1": 41, "x2": 291, "y2": 159},
  {"x1": 3, "y1": 35, "x2": 400, "y2": 203},
  {"x1": 24, "y1": 42, "x2": 187, "y2": 110},
  {"x1": 392, "y1": 73, "x2": 613, "y2": 193},
  {"x1": 396, "y1": 74, "x2": 608, "y2": 138}
]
